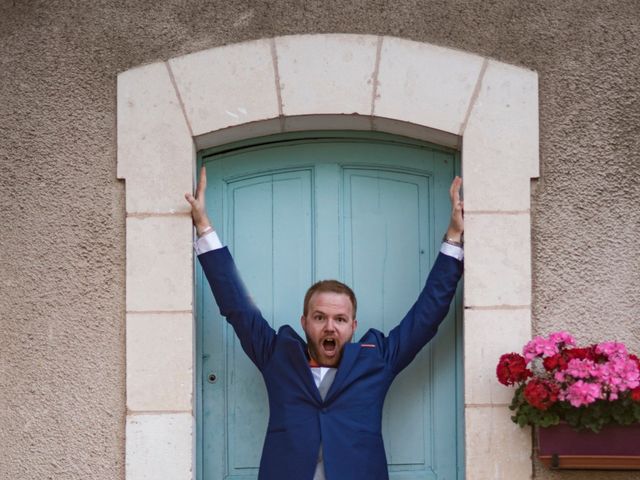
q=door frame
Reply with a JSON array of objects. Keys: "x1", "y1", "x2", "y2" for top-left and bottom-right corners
[
  {"x1": 195, "y1": 131, "x2": 464, "y2": 479},
  {"x1": 118, "y1": 34, "x2": 537, "y2": 480}
]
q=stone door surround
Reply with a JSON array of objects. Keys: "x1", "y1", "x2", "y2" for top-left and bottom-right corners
[{"x1": 117, "y1": 34, "x2": 538, "y2": 480}]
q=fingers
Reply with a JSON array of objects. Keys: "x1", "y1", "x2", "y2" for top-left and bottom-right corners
[
  {"x1": 449, "y1": 176, "x2": 462, "y2": 204},
  {"x1": 447, "y1": 177, "x2": 464, "y2": 236},
  {"x1": 196, "y1": 166, "x2": 207, "y2": 199},
  {"x1": 186, "y1": 166, "x2": 207, "y2": 207}
]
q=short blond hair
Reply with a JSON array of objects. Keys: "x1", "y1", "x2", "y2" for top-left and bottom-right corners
[{"x1": 303, "y1": 280, "x2": 357, "y2": 318}]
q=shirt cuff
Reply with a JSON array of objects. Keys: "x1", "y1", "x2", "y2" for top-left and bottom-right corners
[
  {"x1": 439, "y1": 242, "x2": 464, "y2": 261},
  {"x1": 194, "y1": 231, "x2": 223, "y2": 255},
  {"x1": 195, "y1": 233, "x2": 460, "y2": 260}
]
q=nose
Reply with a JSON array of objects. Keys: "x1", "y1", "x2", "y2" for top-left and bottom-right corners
[{"x1": 324, "y1": 318, "x2": 336, "y2": 332}]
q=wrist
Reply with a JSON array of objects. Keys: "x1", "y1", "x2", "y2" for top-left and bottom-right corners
[
  {"x1": 443, "y1": 230, "x2": 463, "y2": 247},
  {"x1": 445, "y1": 227, "x2": 463, "y2": 243},
  {"x1": 196, "y1": 222, "x2": 213, "y2": 237}
]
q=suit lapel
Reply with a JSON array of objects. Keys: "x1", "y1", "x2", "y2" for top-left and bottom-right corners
[
  {"x1": 324, "y1": 343, "x2": 360, "y2": 403},
  {"x1": 283, "y1": 334, "x2": 322, "y2": 404}
]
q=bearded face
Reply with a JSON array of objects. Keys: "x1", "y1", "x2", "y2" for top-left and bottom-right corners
[{"x1": 300, "y1": 292, "x2": 357, "y2": 367}]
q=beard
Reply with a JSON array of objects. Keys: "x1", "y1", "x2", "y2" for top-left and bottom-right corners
[{"x1": 306, "y1": 332, "x2": 355, "y2": 367}]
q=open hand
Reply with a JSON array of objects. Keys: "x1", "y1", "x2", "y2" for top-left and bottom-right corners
[
  {"x1": 185, "y1": 166, "x2": 212, "y2": 235},
  {"x1": 446, "y1": 176, "x2": 463, "y2": 242}
]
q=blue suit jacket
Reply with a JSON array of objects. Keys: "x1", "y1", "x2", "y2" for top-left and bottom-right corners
[{"x1": 199, "y1": 247, "x2": 463, "y2": 480}]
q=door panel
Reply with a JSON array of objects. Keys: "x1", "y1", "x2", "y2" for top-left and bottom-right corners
[
  {"x1": 343, "y1": 169, "x2": 432, "y2": 474},
  {"x1": 226, "y1": 171, "x2": 314, "y2": 474},
  {"x1": 198, "y1": 137, "x2": 461, "y2": 480}
]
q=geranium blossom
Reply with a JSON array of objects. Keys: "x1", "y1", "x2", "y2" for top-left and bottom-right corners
[
  {"x1": 629, "y1": 354, "x2": 640, "y2": 371},
  {"x1": 524, "y1": 379, "x2": 559, "y2": 410},
  {"x1": 562, "y1": 380, "x2": 602, "y2": 407},
  {"x1": 543, "y1": 353, "x2": 568, "y2": 372},
  {"x1": 496, "y1": 353, "x2": 532, "y2": 386},
  {"x1": 548, "y1": 331, "x2": 576, "y2": 348},
  {"x1": 597, "y1": 356, "x2": 640, "y2": 399},
  {"x1": 565, "y1": 347, "x2": 596, "y2": 362},
  {"x1": 596, "y1": 342, "x2": 628, "y2": 359},
  {"x1": 523, "y1": 336, "x2": 559, "y2": 362},
  {"x1": 523, "y1": 331, "x2": 576, "y2": 362},
  {"x1": 565, "y1": 358, "x2": 600, "y2": 379}
]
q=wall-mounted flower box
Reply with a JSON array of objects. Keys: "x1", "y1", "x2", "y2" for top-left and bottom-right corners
[
  {"x1": 538, "y1": 423, "x2": 640, "y2": 470},
  {"x1": 496, "y1": 331, "x2": 640, "y2": 470}
]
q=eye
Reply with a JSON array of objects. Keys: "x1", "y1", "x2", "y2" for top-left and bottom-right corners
[{"x1": 336, "y1": 317, "x2": 347, "y2": 323}]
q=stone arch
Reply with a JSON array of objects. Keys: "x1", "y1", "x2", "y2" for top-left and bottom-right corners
[{"x1": 118, "y1": 34, "x2": 537, "y2": 480}]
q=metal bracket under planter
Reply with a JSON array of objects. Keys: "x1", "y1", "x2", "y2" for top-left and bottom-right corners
[{"x1": 537, "y1": 423, "x2": 640, "y2": 470}]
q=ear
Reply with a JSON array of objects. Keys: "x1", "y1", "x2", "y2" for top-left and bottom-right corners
[{"x1": 300, "y1": 314, "x2": 307, "y2": 331}]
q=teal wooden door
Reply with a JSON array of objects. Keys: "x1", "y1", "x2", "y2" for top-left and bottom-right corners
[{"x1": 197, "y1": 134, "x2": 462, "y2": 480}]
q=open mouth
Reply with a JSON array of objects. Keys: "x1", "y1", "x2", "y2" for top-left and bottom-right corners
[{"x1": 322, "y1": 338, "x2": 337, "y2": 354}]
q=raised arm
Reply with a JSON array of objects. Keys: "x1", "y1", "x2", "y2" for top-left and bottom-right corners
[
  {"x1": 186, "y1": 166, "x2": 276, "y2": 370},
  {"x1": 384, "y1": 176, "x2": 464, "y2": 374}
]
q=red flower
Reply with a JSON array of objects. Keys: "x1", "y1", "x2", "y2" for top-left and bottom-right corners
[
  {"x1": 631, "y1": 387, "x2": 640, "y2": 403},
  {"x1": 497, "y1": 353, "x2": 532, "y2": 386},
  {"x1": 524, "y1": 379, "x2": 560, "y2": 410},
  {"x1": 565, "y1": 347, "x2": 596, "y2": 362},
  {"x1": 629, "y1": 354, "x2": 640, "y2": 371},
  {"x1": 543, "y1": 353, "x2": 568, "y2": 372}
]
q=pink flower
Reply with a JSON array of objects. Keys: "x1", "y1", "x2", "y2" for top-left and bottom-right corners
[
  {"x1": 523, "y1": 336, "x2": 559, "y2": 362},
  {"x1": 596, "y1": 342, "x2": 628, "y2": 359},
  {"x1": 555, "y1": 370, "x2": 567, "y2": 382},
  {"x1": 523, "y1": 332, "x2": 577, "y2": 362},
  {"x1": 549, "y1": 331, "x2": 576, "y2": 348},
  {"x1": 597, "y1": 356, "x2": 640, "y2": 398},
  {"x1": 563, "y1": 380, "x2": 602, "y2": 407},
  {"x1": 629, "y1": 354, "x2": 640, "y2": 371},
  {"x1": 565, "y1": 359, "x2": 600, "y2": 379}
]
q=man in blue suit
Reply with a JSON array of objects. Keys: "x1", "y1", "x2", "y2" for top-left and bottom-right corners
[{"x1": 186, "y1": 169, "x2": 464, "y2": 480}]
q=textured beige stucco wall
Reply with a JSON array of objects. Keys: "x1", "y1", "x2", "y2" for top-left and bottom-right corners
[{"x1": 1, "y1": 1, "x2": 638, "y2": 479}]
